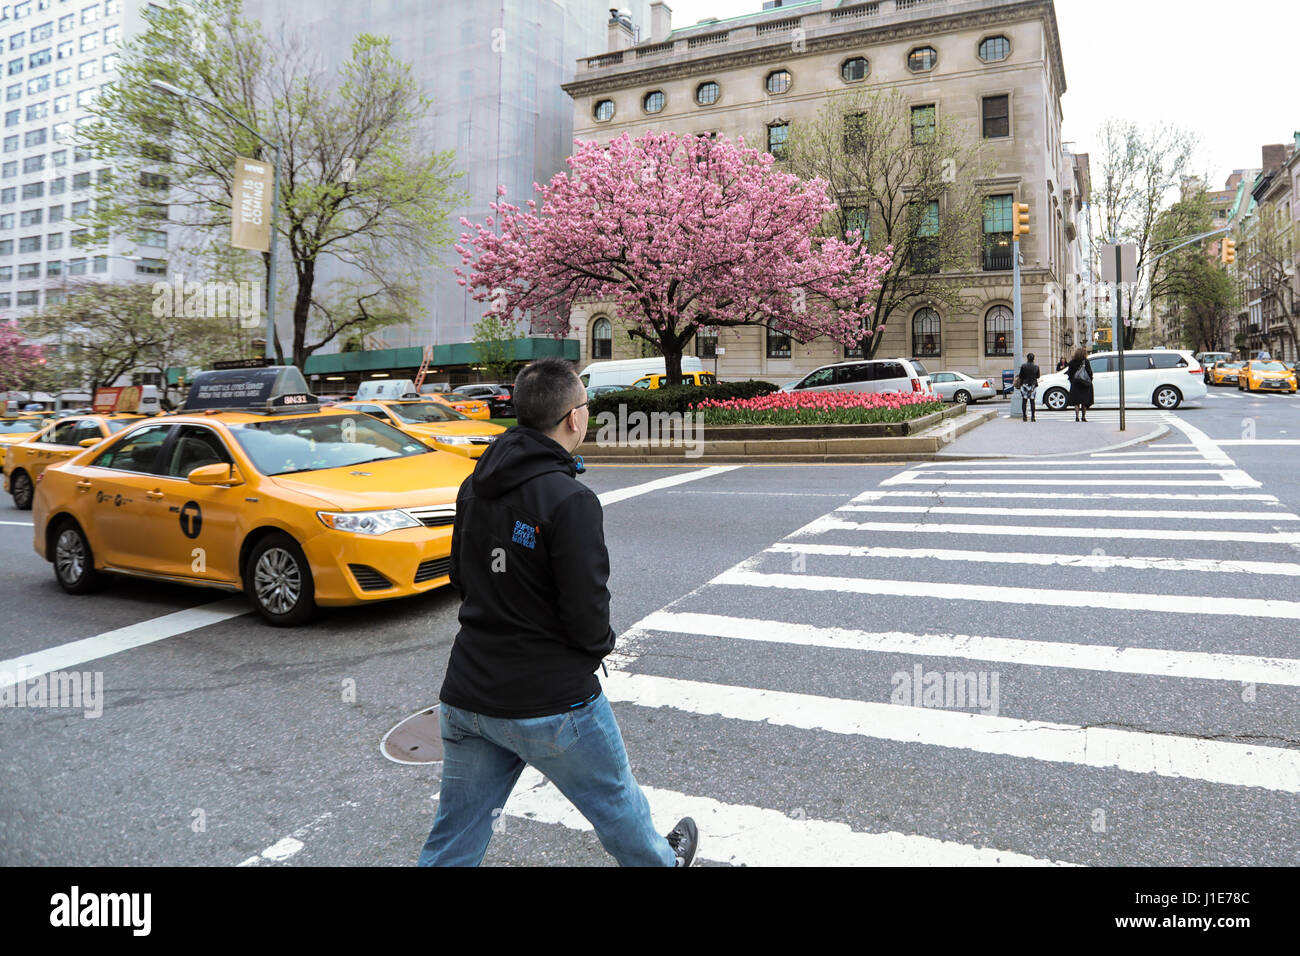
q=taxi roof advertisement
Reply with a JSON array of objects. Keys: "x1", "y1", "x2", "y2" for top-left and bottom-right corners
[
  {"x1": 186, "y1": 367, "x2": 283, "y2": 408},
  {"x1": 92, "y1": 385, "x2": 141, "y2": 414}
]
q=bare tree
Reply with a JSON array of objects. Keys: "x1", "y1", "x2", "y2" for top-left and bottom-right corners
[{"x1": 787, "y1": 87, "x2": 993, "y2": 358}]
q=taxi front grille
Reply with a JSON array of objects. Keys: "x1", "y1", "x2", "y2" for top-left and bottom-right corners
[
  {"x1": 406, "y1": 506, "x2": 456, "y2": 528},
  {"x1": 349, "y1": 564, "x2": 392, "y2": 591},
  {"x1": 414, "y1": 557, "x2": 452, "y2": 583}
]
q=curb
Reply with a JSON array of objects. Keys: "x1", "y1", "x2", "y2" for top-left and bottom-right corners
[{"x1": 933, "y1": 422, "x2": 1171, "y2": 460}]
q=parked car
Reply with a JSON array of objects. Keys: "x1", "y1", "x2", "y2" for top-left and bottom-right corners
[
  {"x1": 631, "y1": 371, "x2": 717, "y2": 389},
  {"x1": 1038, "y1": 349, "x2": 1206, "y2": 410},
  {"x1": 448, "y1": 383, "x2": 515, "y2": 417},
  {"x1": 929, "y1": 371, "x2": 996, "y2": 405},
  {"x1": 579, "y1": 357, "x2": 704, "y2": 390},
  {"x1": 587, "y1": 384, "x2": 633, "y2": 400},
  {"x1": 779, "y1": 358, "x2": 933, "y2": 396}
]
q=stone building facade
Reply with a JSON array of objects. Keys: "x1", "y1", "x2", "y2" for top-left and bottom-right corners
[{"x1": 560, "y1": 0, "x2": 1086, "y2": 383}]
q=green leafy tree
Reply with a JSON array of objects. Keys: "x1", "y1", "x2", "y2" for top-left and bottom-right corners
[
  {"x1": 472, "y1": 314, "x2": 524, "y2": 384},
  {"x1": 79, "y1": 0, "x2": 463, "y2": 368}
]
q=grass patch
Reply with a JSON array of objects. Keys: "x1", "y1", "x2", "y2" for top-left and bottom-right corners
[{"x1": 488, "y1": 417, "x2": 516, "y2": 428}]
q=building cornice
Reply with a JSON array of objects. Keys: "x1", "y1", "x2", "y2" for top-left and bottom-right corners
[{"x1": 563, "y1": 1, "x2": 1066, "y2": 103}]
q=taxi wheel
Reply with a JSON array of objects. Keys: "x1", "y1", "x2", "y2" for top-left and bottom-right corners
[
  {"x1": 245, "y1": 532, "x2": 316, "y2": 627},
  {"x1": 52, "y1": 520, "x2": 102, "y2": 594},
  {"x1": 11, "y1": 469, "x2": 33, "y2": 510}
]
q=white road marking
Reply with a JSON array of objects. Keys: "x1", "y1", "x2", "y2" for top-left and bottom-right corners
[
  {"x1": 714, "y1": 566, "x2": 1300, "y2": 620},
  {"x1": 916, "y1": 469, "x2": 1226, "y2": 476},
  {"x1": 1216, "y1": 440, "x2": 1300, "y2": 446},
  {"x1": 768, "y1": 541, "x2": 1300, "y2": 578},
  {"x1": 793, "y1": 515, "x2": 1300, "y2": 545},
  {"x1": 235, "y1": 805, "x2": 356, "y2": 866},
  {"x1": 914, "y1": 459, "x2": 1221, "y2": 468},
  {"x1": 851, "y1": 490, "x2": 1281, "y2": 503},
  {"x1": 501, "y1": 767, "x2": 1074, "y2": 867},
  {"x1": 1161, "y1": 413, "x2": 1232, "y2": 463},
  {"x1": 0, "y1": 597, "x2": 251, "y2": 688},
  {"x1": 887, "y1": 479, "x2": 1250, "y2": 487},
  {"x1": 601, "y1": 671, "x2": 1300, "y2": 794},
  {"x1": 596, "y1": 466, "x2": 742, "y2": 506},
  {"x1": 1090, "y1": 451, "x2": 1203, "y2": 457},
  {"x1": 634, "y1": 611, "x2": 1300, "y2": 686},
  {"x1": 836, "y1": 504, "x2": 1297, "y2": 522}
]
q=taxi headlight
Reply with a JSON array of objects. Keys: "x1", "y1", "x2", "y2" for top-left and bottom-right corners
[
  {"x1": 318, "y1": 509, "x2": 421, "y2": 535},
  {"x1": 433, "y1": 435, "x2": 475, "y2": 445}
]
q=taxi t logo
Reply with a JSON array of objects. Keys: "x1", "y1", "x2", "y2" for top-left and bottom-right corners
[{"x1": 179, "y1": 500, "x2": 203, "y2": 539}]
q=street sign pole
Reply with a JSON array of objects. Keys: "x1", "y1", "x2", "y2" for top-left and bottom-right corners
[
  {"x1": 1115, "y1": 243, "x2": 1125, "y2": 432},
  {"x1": 1010, "y1": 234, "x2": 1023, "y2": 417}
]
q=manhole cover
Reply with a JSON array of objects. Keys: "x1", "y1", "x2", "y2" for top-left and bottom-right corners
[{"x1": 381, "y1": 706, "x2": 443, "y2": 764}]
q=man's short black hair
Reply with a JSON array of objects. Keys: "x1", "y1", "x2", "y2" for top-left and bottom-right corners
[
  {"x1": 514, "y1": 357, "x2": 583, "y2": 430},
  {"x1": 1027, "y1": 353, "x2": 1035, "y2": 362}
]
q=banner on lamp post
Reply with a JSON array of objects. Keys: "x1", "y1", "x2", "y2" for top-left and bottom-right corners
[{"x1": 231, "y1": 156, "x2": 272, "y2": 252}]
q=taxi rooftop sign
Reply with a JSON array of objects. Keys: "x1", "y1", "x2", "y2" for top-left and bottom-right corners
[{"x1": 183, "y1": 366, "x2": 319, "y2": 414}]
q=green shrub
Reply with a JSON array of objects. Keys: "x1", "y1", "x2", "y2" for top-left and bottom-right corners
[{"x1": 588, "y1": 380, "x2": 778, "y2": 419}]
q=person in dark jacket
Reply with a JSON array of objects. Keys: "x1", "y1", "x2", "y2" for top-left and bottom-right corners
[
  {"x1": 1017, "y1": 352, "x2": 1040, "y2": 422},
  {"x1": 1056, "y1": 357, "x2": 1068, "y2": 372},
  {"x1": 418, "y1": 357, "x2": 699, "y2": 867},
  {"x1": 1065, "y1": 347, "x2": 1093, "y2": 422}
]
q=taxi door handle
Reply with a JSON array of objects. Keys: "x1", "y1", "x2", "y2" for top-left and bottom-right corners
[
  {"x1": 75, "y1": 480, "x2": 92, "y2": 492},
  {"x1": 145, "y1": 489, "x2": 165, "y2": 500}
]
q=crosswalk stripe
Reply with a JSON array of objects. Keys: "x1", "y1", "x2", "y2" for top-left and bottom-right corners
[
  {"x1": 917, "y1": 469, "x2": 1226, "y2": 476},
  {"x1": 600, "y1": 671, "x2": 1300, "y2": 794},
  {"x1": 500, "y1": 767, "x2": 1075, "y2": 866},
  {"x1": 714, "y1": 565, "x2": 1300, "y2": 620},
  {"x1": 851, "y1": 490, "x2": 1281, "y2": 503},
  {"x1": 632, "y1": 611, "x2": 1300, "y2": 686},
  {"x1": 837, "y1": 504, "x2": 1298, "y2": 521},
  {"x1": 884, "y1": 479, "x2": 1250, "y2": 487},
  {"x1": 768, "y1": 541, "x2": 1300, "y2": 578},
  {"x1": 916, "y1": 459, "x2": 1221, "y2": 467},
  {"x1": 796, "y1": 515, "x2": 1300, "y2": 545}
]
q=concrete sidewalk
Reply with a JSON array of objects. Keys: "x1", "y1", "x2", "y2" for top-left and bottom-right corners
[{"x1": 935, "y1": 408, "x2": 1168, "y2": 459}]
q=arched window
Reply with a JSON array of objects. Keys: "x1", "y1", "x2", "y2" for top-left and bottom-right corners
[
  {"x1": 912, "y1": 308, "x2": 941, "y2": 357},
  {"x1": 591, "y1": 316, "x2": 612, "y2": 359},
  {"x1": 985, "y1": 305, "x2": 1013, "y2": 356}
]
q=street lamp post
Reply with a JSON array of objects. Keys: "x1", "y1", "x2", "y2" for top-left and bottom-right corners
[{"x1": 149, "y1": 79, "x2": 282, "y2": 364}]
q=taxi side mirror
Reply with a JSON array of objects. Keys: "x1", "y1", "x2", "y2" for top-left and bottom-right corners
[
  {"x1": 188, "y1": 463, "x2": 245, "y2": 486},
  {"x1": 78, "y1": 437, "x2": 104, "y2": 447}
]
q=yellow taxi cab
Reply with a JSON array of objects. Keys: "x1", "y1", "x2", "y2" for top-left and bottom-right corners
[
  {"x1": 30, "y1": 366, "x2": 475, "y2": 626},
  {"x1": 431, "y1": 393, "x2": 491, "y2": 420},
  {"x1": 334, "y1": 399, "x2": 505, "y2": 459},
  {"x1": 5, "y1": 413, "x2": 147, "y2": 509},
  {"x1": 1237, "y1": 360, "x2": 1297, "y2": 393},
  {"x1": 631, "y1": 371, "x2": 718, "y2": 389},
  {"x1": 1209, "y1": 361, "x2": 1243, "y2": 386},
  {"x1": 0, "y1": 416, "x2": 47, "y2": 447}
]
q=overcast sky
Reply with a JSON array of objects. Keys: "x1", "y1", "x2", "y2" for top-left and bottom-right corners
[{"x1": 659, "y1": 0, "x2": 1295, "y2": 187}]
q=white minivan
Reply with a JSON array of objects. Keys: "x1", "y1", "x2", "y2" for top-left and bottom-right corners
[
  {"x1": 1037, "y1": 350, "x2": 1206, "y2": 410},
  {"x1": 579, "y1": 356, "x2": 704, "y2": 390},
  {"x1": 779, "y1": 358, "x2": 933, "y2": 396}
]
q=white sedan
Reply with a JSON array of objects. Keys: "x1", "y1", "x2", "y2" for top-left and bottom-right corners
[{"x1": 929, "y1": 371, "x2": 996, "y2": 405}]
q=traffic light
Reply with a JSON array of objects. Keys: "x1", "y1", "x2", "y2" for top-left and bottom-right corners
[
  {"x1": 1013, "y1": 202, "x2": 1030, "y2": 238},
  {"x1": 1221, "y1": 237, "x2": 1236, "y2": 265}
]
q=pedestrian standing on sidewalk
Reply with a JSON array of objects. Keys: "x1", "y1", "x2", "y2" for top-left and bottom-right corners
[
  {"x1": 1065, "y1": 347, "x2": 1093, "y2": 423},
  {"x1": 1056, "y1": 356, "x2": 1068, "y2": 372},
  {"x1": 418, "y1": 357, "x2": 699, "y2": 868},
  {"x1": 1018, "y1": 352, "x2": 1040, "y2": 422}
]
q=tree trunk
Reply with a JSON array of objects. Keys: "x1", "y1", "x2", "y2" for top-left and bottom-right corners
[{"x1": 292, "y1": 259, "x2": 316, "y2": 369}]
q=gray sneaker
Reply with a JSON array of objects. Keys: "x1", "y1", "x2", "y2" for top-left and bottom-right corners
[{"x1": 666, "y1": 817, "x2": 699, "y2": 867}]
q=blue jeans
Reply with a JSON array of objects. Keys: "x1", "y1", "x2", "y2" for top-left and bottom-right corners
[{"x1": 417, "y1": 693, "x2": 675, "y2": 866}]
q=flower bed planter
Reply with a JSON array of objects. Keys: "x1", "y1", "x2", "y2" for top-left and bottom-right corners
[{"x1": 583, "y1": 402, "x2": 964, "y2": 442}]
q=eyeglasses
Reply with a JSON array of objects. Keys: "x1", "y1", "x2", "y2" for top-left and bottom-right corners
[{"x1": 552, "y1": 401, "x2": 588, "y2": 428}]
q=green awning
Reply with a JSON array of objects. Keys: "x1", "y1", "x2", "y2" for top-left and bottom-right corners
[{"x1": 301, "y1": 337, "x2": 579, "y2": 376}]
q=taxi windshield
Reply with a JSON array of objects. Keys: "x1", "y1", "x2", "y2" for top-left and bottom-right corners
[
  {"x1": 0, "y1": 419, "x2": 41, "y2": 433},
  {"x1": 1254, "y1": 362, "x2": 1285, "y2": 371},
  {"x1": 228, "y1": 415, "x2": 431, "y2": 476},
  {"x1": 387, "y1": 402, "x2": 470, "y2": 424}
]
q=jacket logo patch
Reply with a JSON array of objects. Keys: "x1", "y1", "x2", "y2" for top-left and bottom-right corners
[{"x1": 511, "y1": 520, "x2": 537, "y2": 549}]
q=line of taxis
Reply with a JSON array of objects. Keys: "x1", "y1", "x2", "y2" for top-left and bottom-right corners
[
  {"x1": 1206, "y1": 359, "x2": 1298, "y2": 393},
  {"x1": 6, "y1": 367, "x2": 508, "y2": 626}
]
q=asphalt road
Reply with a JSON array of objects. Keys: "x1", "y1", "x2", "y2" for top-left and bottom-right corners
[{"x1": 1, "y1": 385, "x2": 1298, "y2": 866}]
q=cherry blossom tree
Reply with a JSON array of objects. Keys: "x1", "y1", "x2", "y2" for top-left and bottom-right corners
[
  {"x1": 456, "y1": 131, "x2": 893, "y2": 381},
  {"x1": 0, "y1": 321, "x2": 46, "y2": 393}
]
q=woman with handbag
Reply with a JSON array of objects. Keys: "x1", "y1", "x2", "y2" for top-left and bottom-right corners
[{"x1": 1064, "y1": 347, "x2": 1093, "y2": 422}]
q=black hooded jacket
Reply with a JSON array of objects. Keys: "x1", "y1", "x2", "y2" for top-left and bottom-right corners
[{"x1": 438, "y1": 426, "x2": 615, "y2": 718}]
